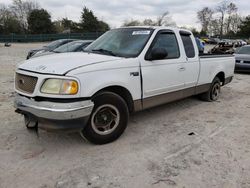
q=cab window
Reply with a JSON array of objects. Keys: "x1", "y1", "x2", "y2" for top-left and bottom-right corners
[
  {"x1": 151, "y1": 32, "x2": 180, "y2": 59},
  {"x1": 180, "y1": 32, "x2": 195, "y2": 58}
]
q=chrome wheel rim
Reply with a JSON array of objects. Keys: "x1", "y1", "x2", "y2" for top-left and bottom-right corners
[
  {"x1": 91, "y1": 104, "x2": 120, "y2": 135},
  {"x1": 211, "y1": 83, "x2": 220, "y2": 100}
]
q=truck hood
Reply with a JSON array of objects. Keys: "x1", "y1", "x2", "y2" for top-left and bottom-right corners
[{"x1": 18, "y1": 52, "x2": 122, "y2": 75}]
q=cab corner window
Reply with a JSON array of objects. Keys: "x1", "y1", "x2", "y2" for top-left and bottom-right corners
[{"x1": 180, "y1": 33, "x2": 195, "y2": 58}]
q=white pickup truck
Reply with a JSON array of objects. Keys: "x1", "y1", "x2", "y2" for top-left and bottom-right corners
[{"x1": 14, "y1": 27, "x2": 235, "y2": 144}]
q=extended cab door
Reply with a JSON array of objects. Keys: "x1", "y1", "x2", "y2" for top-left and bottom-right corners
[
  {"x1": 140, "y1": 29, "x2": 186, "y2": 109},
  {"x1": 179, "y1": 31, "x2": 200, "y2": 94}
]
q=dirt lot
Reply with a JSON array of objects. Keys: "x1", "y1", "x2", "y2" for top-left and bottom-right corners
[{"x1": 0, "y1": 43, "x2": 250, "y2": 188}]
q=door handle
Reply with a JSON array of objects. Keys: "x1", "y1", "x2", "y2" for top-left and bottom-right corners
[
  {"x1": 130, "y1": 72, "x2": 139, "y2": 76},
  {"x1": 179, "y1": 67, "x2": 186, "y2": 71}
]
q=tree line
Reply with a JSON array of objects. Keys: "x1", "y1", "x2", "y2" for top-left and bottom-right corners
[
  {"x1": 197, "y1": 0, "x2": 250, "y2": 38},
  {"x1": 0, "y1": 0, "x2": 110, "y2": 34},
  {"x1": 122, "y1": 11, "x2": 176, "y2": 27},
  {"x1": 1, "y1": 0, "x2": 250, "y2": 38}
]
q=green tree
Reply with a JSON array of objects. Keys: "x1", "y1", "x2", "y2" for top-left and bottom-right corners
[
  {"x1": 156, "y1": 11, "x2": 176, "y2": 26},
  {"x1": 11, "y1": 0, "x2": 40, "y2": 33},
  {"x1": 122, "y1": 12, "x2": 176, "y2": 27},
  {"x1": 142, "y1": 19, "x2": 155, "y2": 26},
  {"x1": 238, "y1": 16, "x2": 250, "y2": 38},
  {"x1": 3, "y1": 16, "x2": 21, "y2": 34},
  {"x1": 80, "y1": 6, "x2": 110, "y2": 32},
  {"x1": 199, "y1": 30, "x2": 207, "y2": 37},
  {"x1": 53, "y1": 19, "x2": 80, "y2": 33},
  {"x1": 0, "y1": 4, "x2": 22, "y2": 34},
  {"x1": 53, "y1": 20, "x2": 64, "y2": 33},
  {"x1": 123, "y1": 19, "x2": 141, "y2": 26},
  {"x1": 27, "y1": 9, "x2": 53, "y2": 34},
  {"x1": 62, "y1": 18, "x2": 73, "y2": 30},
  {"x1": 191, "y1": 28, "x2": 199, "y2": 36},
  {"x1": 80, "y1": 6, "x2": 99, "y2": 32},
  {"x1": 197, "y1": 7, "x2": 213, "y2": 35},
  {"x1": 61, "y1": 18, "x2": 80, "y2": 33},
  {"x1": 98, "y1": 20, "x2": 110, "y2": 32}
]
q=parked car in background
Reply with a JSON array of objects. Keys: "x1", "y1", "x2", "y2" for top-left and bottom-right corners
[
  {"x1": 236, "y1": 39, "x2": 247, "y2": 46},
  {"x1": 26, "y1": 39, "x2": 77, "y2": 59},
  {"x1": 30, "y1": 40, "x2": 93, "y2": 59},
  {"x1": 235, "y1": 45, "x2": 250, "y2": 72}
]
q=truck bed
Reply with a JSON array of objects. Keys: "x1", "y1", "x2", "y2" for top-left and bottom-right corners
[{"x1": 198, "y1": 54, "x2": 235, "y2": 86}]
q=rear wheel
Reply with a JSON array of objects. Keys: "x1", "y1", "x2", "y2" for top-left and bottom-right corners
[
  {"x1": 200, "y1": 77, "x2": 221, "y2": 102},
  {"x1": 80, "y1": 92, "x2": 129, "y2": 145}
]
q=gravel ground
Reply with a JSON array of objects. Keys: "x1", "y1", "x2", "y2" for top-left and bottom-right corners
[{"x1": 0, "y1": 43, "x2": 250, "y2": 188}]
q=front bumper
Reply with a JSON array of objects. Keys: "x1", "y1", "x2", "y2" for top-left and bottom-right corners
[
  {"x1": 14, "y1": 95, "x2": 94, "y2": 131},
  {"x1": 235, "y1": 63, "x2": 250, "y2": 72}
]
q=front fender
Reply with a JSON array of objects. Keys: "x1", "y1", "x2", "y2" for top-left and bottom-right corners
[
  {"x1": 70, "y1": 68, "x2": 142, "y2": 101},
  {"x1": 66, "y1": 58, "x2": 142, "y2": 101}
]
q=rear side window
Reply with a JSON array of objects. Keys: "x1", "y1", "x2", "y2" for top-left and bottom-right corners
[
  {"x1": 151, "y1": 32, "x2": 180, "y2": 59},
  {"x1": 180, "y1": 33, "x2": 195, "y2": 58}
]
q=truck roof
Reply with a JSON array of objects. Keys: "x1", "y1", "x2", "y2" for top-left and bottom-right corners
[{"x1": 119, "y1": 26, "x2": 192, "y2": 33}]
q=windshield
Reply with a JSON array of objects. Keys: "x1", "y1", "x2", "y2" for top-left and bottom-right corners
[
  {"x1": 45, "y1": 39, "x2": 74, "y2": 51},
  {"x1": 84, "y1": 28, "x2": 154, "y2": 58},
  {"x1": 237, "y1": 46, "x2": 250, "y2": 55},
  {"x1": 46, "y1": 40, "x2": 63, "y2": 50},
  {"x1": 54, "y1": 41, "x2": 83, "y2": 53}
]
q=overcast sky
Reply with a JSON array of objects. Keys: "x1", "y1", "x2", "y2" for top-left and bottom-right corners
[{"x1": 0, "y1": 0, "x2": 249, "y2": 29}]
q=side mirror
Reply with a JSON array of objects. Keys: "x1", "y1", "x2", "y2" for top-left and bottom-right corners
[{"x1": 149, "y1": 48, "x2": 168, "y2": 60}]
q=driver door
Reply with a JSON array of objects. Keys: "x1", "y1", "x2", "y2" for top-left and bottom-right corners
[{"x1": 140, "y1": 30, "x2": 186, "y2": 109}]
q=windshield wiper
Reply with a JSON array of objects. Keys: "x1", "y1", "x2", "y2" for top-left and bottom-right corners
[
  {"x1": 51, "y1": 50, "x2": 60, "y2": 53},
  {"x1": 92, "y1": 48, "x2": 117, "y2": 57}
]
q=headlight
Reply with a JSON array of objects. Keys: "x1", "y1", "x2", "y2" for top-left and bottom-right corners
[{"x1": 41, "y1": 79, "x2": 78, "y2": 95}]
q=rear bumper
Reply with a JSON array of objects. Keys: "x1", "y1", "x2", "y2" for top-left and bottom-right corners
[{"x1": 14, "y1": 94, "x2": 94, "y2": 131}]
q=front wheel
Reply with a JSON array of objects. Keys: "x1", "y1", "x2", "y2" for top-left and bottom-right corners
[
  {"x1": 80, "y1": 92, "x2": 129, "y2": 145},
  {"x1": 200, "y1": 77, "x2": 221, "y2": 102}
]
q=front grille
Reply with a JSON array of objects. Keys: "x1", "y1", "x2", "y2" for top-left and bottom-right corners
[
  {"x1": 236, "y1": 60, "x2": 240, "y2": 63},
  {"x1": 244, "y1": 61, "x2": 250, "y2": 64},
  {"x1": 15, "y1": 73, "x2": 38, "y2": 94}
]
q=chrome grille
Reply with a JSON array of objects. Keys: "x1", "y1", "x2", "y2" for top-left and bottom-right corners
[{"x1": 15, "y1": 73, "x2": 38, "y2": 94}]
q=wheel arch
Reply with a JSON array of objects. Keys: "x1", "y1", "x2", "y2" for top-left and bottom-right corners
[
  {"x1": 215, "y1": 71, "x2": 225, "y2": 85},
  {"x1": 92, "y1": 85, "x2": 135, "y2": 113}
]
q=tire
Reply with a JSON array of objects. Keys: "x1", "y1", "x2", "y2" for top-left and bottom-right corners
[
  {"x1": 200, "y1": 77, "x2": 221, "y2": 102},
  {"x1": 80, "y1": 92, "x2": 129, "y2": 145}
]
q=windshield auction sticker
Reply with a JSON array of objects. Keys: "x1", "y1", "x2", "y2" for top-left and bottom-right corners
[{"x1": 132, "y1": 30, "x2": 151, "y2": 35}]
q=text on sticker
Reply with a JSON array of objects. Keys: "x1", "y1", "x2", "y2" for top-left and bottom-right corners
[{"x1": 132, "y1": 31, "x2": 151, "y2": 35}]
